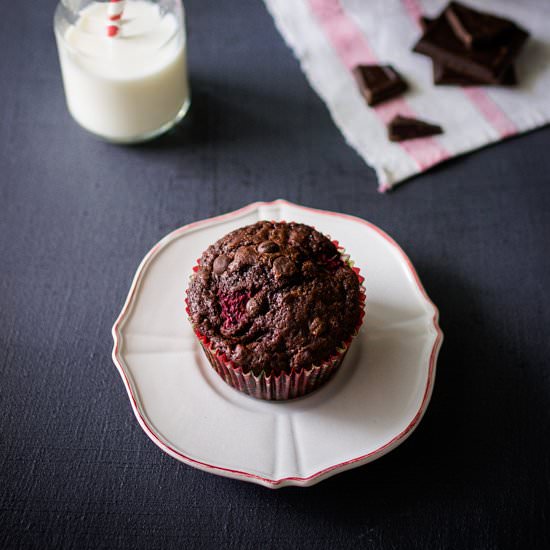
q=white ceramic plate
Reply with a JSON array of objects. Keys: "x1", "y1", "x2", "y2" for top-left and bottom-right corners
[{"x1": 112, "y1": 200, "x2": 443, "y2": 488}]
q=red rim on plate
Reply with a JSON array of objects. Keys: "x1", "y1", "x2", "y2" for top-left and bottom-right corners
[{"x1": 111, "y1": 200, "x2": 443, "y2": 487}]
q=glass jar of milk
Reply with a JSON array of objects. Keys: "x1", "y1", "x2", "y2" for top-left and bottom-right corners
[{"x1": 54, "y1": 0, "x2": 190, "y2": 143}]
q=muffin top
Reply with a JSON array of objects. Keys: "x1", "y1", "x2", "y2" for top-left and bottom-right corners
[{"x1": 186, "y1": 221, "x2": 362, "y2": 375}]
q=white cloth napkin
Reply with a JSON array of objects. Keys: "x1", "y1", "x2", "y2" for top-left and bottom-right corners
[{"x1": 263, "y1": 0, "x2": 550, "y2": 191}]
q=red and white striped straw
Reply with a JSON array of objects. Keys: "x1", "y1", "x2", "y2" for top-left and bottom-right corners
[{"x1": 106, "y1": 0, "x2": 125, "y2": 37}]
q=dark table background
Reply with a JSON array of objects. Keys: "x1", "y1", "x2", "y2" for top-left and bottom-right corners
[{"x1": 2, "y1": 1, "x2": 550, "y2": 548}]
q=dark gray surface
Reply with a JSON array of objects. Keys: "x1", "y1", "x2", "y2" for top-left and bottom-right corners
[{"x1": 1, "y1": 1, "x2": 550, "y2": 548}]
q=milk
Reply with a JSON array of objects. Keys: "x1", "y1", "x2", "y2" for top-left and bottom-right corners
[{"x1": 55, "y1": 1, "x2": 190, "y2": 142}]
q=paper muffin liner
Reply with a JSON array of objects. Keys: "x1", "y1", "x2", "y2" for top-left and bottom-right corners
[{"x1": 186, "y1": 240, "x2": 366, "y2": 401}]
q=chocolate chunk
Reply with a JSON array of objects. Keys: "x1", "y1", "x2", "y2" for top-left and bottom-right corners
[
  {"x1": 309, "y1": 317, "x2": 326, "y2": 336},
  {"x1": 233, "y1": 246, "x2": 257, "y2": 267},
  {"x1": 434, "y1": 61, "x2": 517, "y2": 86},
  {"x1": 388, "y1": 115, "x2": 443, "y2": 142},
  {"x1": 420, "y1": 15, "x2": 516, "y2": 86},
  {"x1": 413, "y1": 11, "x2": 528, "y2": 83},
  {"x1": 195, "y1": 267, "x2": 210, "y2": 284},
  {"x1": 419, "y1": 16, "x2": 432, "y2": 31},
  {"x1": 272, "y1": 256, "x2": 296, "y2": 278},
  {"x1": 446, "y1": 2, "x2": 515, "y2": 50},
  {"x1": 258, "y1": 240, "x2": 279, "y2": 254},
  {"x1": 213, "y1": 255, "x2": 230, "y2": 274},
  {"x1": 246, "y1": 295, "x2": 264, "y2": 316},
  {"x1": 352, "y1": 64, "x2": 407, "y2": 106}
]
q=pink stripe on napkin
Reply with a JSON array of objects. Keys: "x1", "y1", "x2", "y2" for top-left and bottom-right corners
[
  {"x1": 401, "y1": 0, "x2": 518, "y2": 139},
  {"x1": 401, "y1": 0, "x2": 424, "y2": 23},
  {"x1": 461, "y1": 88, "x2": 517, "y2": 138},
  {"x1": 308, "y1": 0, "x2": 450, "y2": 184}
]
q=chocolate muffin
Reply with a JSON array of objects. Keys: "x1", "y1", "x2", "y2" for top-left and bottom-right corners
[{"x1": 186, "y1": 221, "x2": 365, "y2": 400}]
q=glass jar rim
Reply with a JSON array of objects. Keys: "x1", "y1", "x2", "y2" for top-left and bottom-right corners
[{"x1": 54, "y1": 0, "x2": 185, "y2": 61}]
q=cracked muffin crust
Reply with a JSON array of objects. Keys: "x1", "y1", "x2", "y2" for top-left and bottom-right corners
[{"x1": 186, "y1": 221, "x2": 363, "y2": 376}]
